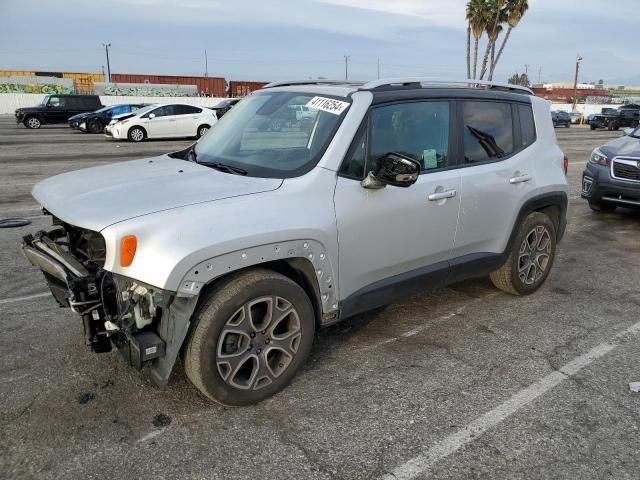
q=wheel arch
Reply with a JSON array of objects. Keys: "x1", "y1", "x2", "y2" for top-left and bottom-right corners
[
  {"x1": 176, "y1": 239, "x2": 338, "y2": 324},
  {"x1": 508, "y1": 192, "x2": 568, "y2": 253}
]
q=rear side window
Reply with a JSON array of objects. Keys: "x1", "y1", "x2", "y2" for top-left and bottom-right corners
[
  {"x1": 175, "y1": 105, "x2": 202, "y2": 115},
  {"x1": 462, "y1": 101, "x2": 514, "y2": 163},
  {"x1": 518, "y1": 104, "x2": 536, "y2": 148}
]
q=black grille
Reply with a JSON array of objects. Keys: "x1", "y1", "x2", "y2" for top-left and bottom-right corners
[{"x1": 613, "y1": 161, "x2": 640, "y2": 182}]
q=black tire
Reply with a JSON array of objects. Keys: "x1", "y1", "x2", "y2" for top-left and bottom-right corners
[
  {"x1": 490, "y1": 212, "x2": 557, "y2": 296},
  {"x1": 88, "y1": 119, "x2": 103, "y2": 134},
  {"x1": 127, "y1": 126, "x2": 146, "y2": 142},
  {"x1": 566, "y1": 122, "x2": 570, "y2": 128},
  {"x1": 196, "y1": 124, "x2": 210, "y2": 138},
  {"x1": 24, "y1": 116, "x2": 41, "y2": 129},
  {"x1": 590, "y1": 124, "x2": 596, "y2": 131},
  {"x1": 184, "y1": 269, "x2": 315, "y2": 406},
  {"x1": 588, "y1": 200, "x2": 616, "y2": 213}
]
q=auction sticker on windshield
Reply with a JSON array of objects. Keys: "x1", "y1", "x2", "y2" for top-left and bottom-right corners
[{"x1": 306, "y1": 96, "x2": 350, "y2": 115}]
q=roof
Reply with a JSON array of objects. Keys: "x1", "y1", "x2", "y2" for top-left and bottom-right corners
[{"x1": 262, "y1": 78, "x2": 533, "y2": 98}]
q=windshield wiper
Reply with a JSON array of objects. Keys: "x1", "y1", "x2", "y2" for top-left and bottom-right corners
[{"x1": 202, "y1": 161, "x2": 248, "y2": 176}]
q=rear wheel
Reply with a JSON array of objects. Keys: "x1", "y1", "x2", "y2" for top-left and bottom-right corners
[
  {"x1": 127, "y1": 126, "x2": 145, "y2": 142},
  {"x1": 589, "y1": 200, "x2": 616, "y2": 213},
  {"x1": 490, "y1": 212, "x2": 557, "y2": 296},
  {"x1": 88, "y1": 119, "x2": 103, "y2": 134},
  {"x1": 590, "y1": 124, "x2": 597, "y2": 131},
  {"x1": 184, "y1": 269, "x2": 315, "y2": 406},
  {"x1": 196, "y1": 124, "x2": 210, "y2": 138},
  {"x1": 24, "y1": 116, "x2": 41, "y2": 129}
]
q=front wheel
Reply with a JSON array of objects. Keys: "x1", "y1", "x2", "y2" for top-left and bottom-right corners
[
  {"x1": 490, "y1": 212, "x2": 557, "y2": 296},
  {"x1": 24, "y1": 116, "x2": 41, "y2": 129},
  {"x1": 127, "y1": 126, "x2": 145, "y2": 142},
  {"x1": 184, "y1": 269, "x2": 315, "y2": 406},
  {"x1": 88, "y1": 120, "x2": 103, "y2": 134}
]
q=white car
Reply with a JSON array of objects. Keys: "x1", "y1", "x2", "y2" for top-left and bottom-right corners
[{"x1": 104, "y1": 104, "x2": 217, "y2": 142}]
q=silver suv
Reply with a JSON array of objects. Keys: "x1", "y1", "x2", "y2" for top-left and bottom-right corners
[{"x1": 22, "y1": 79, "x2": 569, "y2": 405}]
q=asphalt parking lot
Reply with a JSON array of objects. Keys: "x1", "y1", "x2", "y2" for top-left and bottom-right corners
[{"x1": 1, "y1": 116, "x2": 640, "y2": 480}]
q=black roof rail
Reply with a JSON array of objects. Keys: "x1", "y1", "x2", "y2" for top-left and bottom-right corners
[
  {"x1": 262, "y1": 80, "x2": 366, "y2": 89},
  {"x1": 359, "y1": 78, "x2": 534, "y2": 95}
]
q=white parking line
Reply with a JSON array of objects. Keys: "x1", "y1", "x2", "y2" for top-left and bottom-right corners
[
  {"x1": 0, "y1": 292, "x2": 50, "y2": 306},
  {"x1": 381, "y1": 320, "x2": 640, "y2": 480}
]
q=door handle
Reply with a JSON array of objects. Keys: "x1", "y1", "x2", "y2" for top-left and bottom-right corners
[
  {"x1": 428, "y1": 189, "x2": 457, "y2": 201},
  {"x1": 509, "y1": 173, "x2": 531, "y2": 184}
]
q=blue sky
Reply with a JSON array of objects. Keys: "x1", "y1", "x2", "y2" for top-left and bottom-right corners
[{"x1": 1, "y1": 0, "x2": 639, "y2": 85}]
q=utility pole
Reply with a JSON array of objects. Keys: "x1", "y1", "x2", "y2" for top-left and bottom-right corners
[
  {"x1": 377, "y1": 57, "x2": 380, "y2": 79},
  {"x1": 538, "y1": 66, "x2": 542, "y2": 84},
  {"x1": 344, "y1": 55, "x2": 350, "y2": 80},
  {"x1": 204, "y1": 49, "x2": 208, "y2": 77},
  {"x1": 572, "y1": 55, "x2": 582, "y2": 113},
  {"x1": 524, "y1": 64, "x2": 529, "y2": 76},
  {"x1": 102, "y1": 43, "x2": 112, "y2": 83}
]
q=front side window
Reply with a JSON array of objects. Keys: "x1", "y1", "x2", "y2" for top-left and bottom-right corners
[
  {"x1": 48, "y1": 96, "x2": 64, "y2": 108},
  {"x1": 194, "y1": 91, "x2": 350, "y2": 178},
  {"x1": 147, "y1": 105, "x2": 175, "y2": 118},
  {"x1": 341, "y1": 101, "x2": 450, "y2": 179},
  {"x1": 463, "y1": 101, "x2": 514, "y2": 163}
]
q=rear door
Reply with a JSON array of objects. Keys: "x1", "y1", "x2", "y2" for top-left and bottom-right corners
[
  {"x1": 174, "y1": 105, "x2": 203, "y2": 136},
  {"x1": 144, "y1": 105, "x2": 178, "y2": 138},
  {"x1": 451, "y1": 100, "x2": 538, "y2": 260}
]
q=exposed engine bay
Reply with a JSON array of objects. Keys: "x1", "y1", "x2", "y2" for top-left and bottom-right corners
[{"x1": 22, "y1": 214, "x2": 197, "y2": 383}]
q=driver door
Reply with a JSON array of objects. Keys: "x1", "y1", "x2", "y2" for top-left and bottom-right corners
[{"x1": 334, "y1": 100, "x2": 461, "y2": 305}]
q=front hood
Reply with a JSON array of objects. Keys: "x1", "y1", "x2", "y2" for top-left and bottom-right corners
[
  {"x1": 111, "y1": 112, "x2": 136, "y2": 123},
  {"x1": 32, "y1": 156, "x2": 283, "y2": 232},
  {"x1": 600, "y1": 135, "x2": 640, "y2": 159},
  {"x1": 16, "y1": 107, "x2": 40, "y2": 114},
  {"x1": 69, "y1": 112, "x2": 90, "y2": 121}
]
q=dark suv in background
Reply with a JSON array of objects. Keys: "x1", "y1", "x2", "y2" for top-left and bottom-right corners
[
  {"x1": 15, "y1": 94, "x2": 103, "y2": 129},
  {"x1": 582, "y1": 126, "x2": 640, "y2": 211},
  {"x1": 590, "y1": 106, "x2": 640, "y2": 131},
  {"x1": 551, "y1": 110, "x2": 571, "y2": 128}
]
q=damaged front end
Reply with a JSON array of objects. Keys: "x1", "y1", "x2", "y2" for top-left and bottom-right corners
[{"x1": 22, "y1": 217, "x2": 197, "y2": 385}]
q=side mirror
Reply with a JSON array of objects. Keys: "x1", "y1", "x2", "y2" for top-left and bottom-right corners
[
  {"x1": 148, "y1": 113, "x2": 156, "y2": 119},
  {"x1": 361, "y1": 152, "x2": 420, "y2": 189},
  {"x1": 623, "y1": 127, "x2": 634, "y2": 136}
]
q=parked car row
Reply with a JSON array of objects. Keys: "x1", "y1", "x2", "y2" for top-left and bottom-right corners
[{"x1": 14, "y1": 94, "x2": 244, "y2": 141}]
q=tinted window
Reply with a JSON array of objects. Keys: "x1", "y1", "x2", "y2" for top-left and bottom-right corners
[
  {"x1": 518, "y1": 104, "x2": 536, "y2": 148},
  {"x1": 340, "y1": 127, "x2": 366, "y2": 178},
  {"x1": 48, "y1": 96, "x2": 65, "y2": 108},
  {"x1": 175, "y1": 105, "x2": 202, "y2": 115},
  {"x1": 148, "y1": 105, "x2": 176, "y2": 117},
  {"x1": 463, "y1": 101, "x2": 514, "y2": 163},
  {"x1": 368, "y1": 101, "x2": 450, "y2": 175}
]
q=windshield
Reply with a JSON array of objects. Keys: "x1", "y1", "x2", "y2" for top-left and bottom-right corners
[
  {"x1": 129, "y1": 105, "x2": 155, "y2": 117},
  {"x1": 631, "y1": 126, "x2": 640, "y2": 139},
  {"x1": 194, "y1": 91, "x2": 350, "y2": 178},
  {"x1": 40, "y1": 95, "x2": 51, "y2": 107}
]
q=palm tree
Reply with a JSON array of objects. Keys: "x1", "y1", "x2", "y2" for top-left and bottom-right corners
[
  {"x1": 479, "y1": 0, "x2": 507, "y2": 80},
  {"x1": 489, "y1": 0, "x2": 529, "y2": 80},
  {"x1": 466, "y1": 19, "x2": 471, "y2": 79},
  {"x1": 466, "y1": 0, "x2": 486, "y2": 79}
]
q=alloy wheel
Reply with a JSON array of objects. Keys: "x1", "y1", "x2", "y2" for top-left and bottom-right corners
[
  {"x1": 216, "y1": 296, "x2": 302, "y2": 391},
  {"x1": 517, "y1": 226, "x2": 552, "y2": 285},
  {"x1": 130, "y1": 128, "x2": 144, "y2": 142},
  {"x1": 27, "y1": 117, "x2": 41, "y2": 129}
]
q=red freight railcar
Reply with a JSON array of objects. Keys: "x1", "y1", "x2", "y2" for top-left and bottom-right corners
[
  {"x1": 111, "y1": 73, "x2": 226, "y2": 96},
  {"x1": 229, "y1": 80, "x2": 269, "y2": 97}
]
